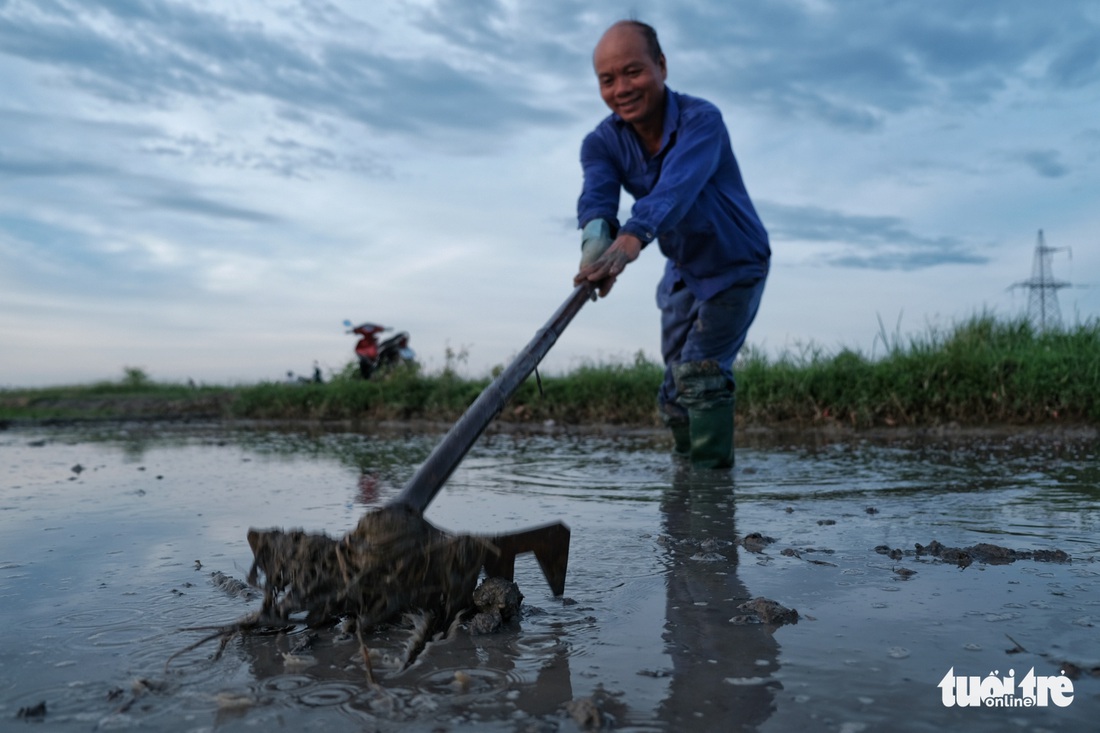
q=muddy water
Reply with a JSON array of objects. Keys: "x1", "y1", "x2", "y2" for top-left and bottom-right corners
[{"x1": 1, "y1": 424, "x2": 1097, "y2": 732}]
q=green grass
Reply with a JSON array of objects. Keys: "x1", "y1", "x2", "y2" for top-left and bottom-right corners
[
  {"x1": 0, "y1": 368, "x2": 234, "y2": 421},
  {"x1": 2, "y1": 315, "x2": 1097, "y2": 427},
  {"x1": 736, "y1": 314, "x2": 1100, "y2": 426},
  {"x1": 227, "y1": 354, "x2": 665, "y2": 424}
]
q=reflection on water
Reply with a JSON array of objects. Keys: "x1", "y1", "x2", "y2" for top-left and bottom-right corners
[
  {"x1": 658, "y1": 468, "x2": 779, "y2": 731},
  {"x1": 0, "y1": 424, "x2": 1097, "y2": 731}
]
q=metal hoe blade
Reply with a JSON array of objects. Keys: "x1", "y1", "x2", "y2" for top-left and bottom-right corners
[{"x1": 480, "y1": 521, "x2": 571, "y2": 597}]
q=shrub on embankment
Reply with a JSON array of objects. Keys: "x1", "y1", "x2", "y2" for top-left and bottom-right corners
[{"x1": 1, "y1": 316, "x2": 1097, "y2": 427}]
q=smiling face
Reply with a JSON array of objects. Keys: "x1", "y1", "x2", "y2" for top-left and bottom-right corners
[{"x1": 593, "y1": 23, "x2": 667, "y2": 132}]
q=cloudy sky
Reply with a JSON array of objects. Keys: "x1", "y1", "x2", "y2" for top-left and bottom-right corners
[{"x1": 2, "y1": 0, "x2": 1097, "y2": 387}]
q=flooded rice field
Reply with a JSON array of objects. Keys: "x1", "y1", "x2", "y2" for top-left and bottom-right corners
[{"x1": 1, "y1": 423, "x2": 1098, "y2": 732}]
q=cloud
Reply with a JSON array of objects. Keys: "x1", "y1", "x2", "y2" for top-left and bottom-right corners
[
  {"x1": 1, "y1": 0, "x2": 1097, "y2": 388},
  {"x1": 284, "y1": 0, "x2": 368, "y2": 32},
  {"x1": 139, "y1": 134, "x2": 392, "y2": 179},
  {"x1": 414, "y1": 0, "x2": 596, "y2": 71},
  {"x1": 1015, "y1": 149, "x2": 1069, "y2": 179},
  {"x1": 0, "y1": 214, "x2": 187, "y2": 298},
  {"x1": 1046, "y1": 30, "x2": 1100, "y2": 88},
  {"x1": 0, "y1": 154, "x2": 112, "y2": 178},
  {"x1": 0, "y1": 0, "x2": 571, "y2": 145},
  {"x1": 654, "y1": 1, "x2": 1098, "y2": 130},
  {"x1": 141, "y1": 193, "x2": 280, "y2": 223},
  {"x1": 761, "y1": 202, "x2": 990, "y2": 270},
  {"x1": 8, "y1": 0, "x2": 1094, "y2": 153}
]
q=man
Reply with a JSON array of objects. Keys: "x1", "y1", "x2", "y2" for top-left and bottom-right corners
[{"x1": 575, "y1": 20, "x2": 770, "y2": 469}]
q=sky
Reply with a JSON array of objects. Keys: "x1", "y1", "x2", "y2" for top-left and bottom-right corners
[{"x1": 2, "y1": 0, "x2": 1098, "y2": 387}]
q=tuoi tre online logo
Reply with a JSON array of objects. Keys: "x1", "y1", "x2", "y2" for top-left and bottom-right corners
[{"x1": 939, "y1": 667, "x2": 1074, "y2": 708}]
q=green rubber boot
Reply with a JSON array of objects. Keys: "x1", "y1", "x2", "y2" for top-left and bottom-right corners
[
  {"x1": 686, "y1": 400, "x2": 735, "y2": 469},
  {"x1": 660, "y1": 405, "x2": 691, "y2": 457},
  {"x1": 673, "y1": 361, "x2": 736, "y2": 469}
]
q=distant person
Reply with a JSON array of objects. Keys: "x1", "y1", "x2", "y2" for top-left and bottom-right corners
[{"x1": 574, "y1": 20, "x2": 770, "y2": 468}]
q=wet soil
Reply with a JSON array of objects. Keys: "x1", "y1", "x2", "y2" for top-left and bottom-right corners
[{"x1": 1, "y1": 424, "x2": 1098, "y2": 731}]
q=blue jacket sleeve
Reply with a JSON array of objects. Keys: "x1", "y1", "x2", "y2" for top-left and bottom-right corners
[
  {"x1": 576, "y1": 130, "x2": 622, "y2": 231},
  {"x1": 619, "y1": 104, "x2": 724, "y2": 244}
]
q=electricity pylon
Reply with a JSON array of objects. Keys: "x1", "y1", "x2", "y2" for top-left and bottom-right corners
[{"x1": 1009, "y1": 229, "x2": 1071, "y2": 332}]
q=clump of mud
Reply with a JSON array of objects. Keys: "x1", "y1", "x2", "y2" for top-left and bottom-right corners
[
  {"x1": 17, "y1": 701, "x2": 47, "y2": 720},
  {"x1": 739, "y1": 532, "x2": 776, "y2": 553},
  {"x1": 875, "y1": 540, "x2": 1071, "y2": 568},
  {"x1": 246, "y1": 504, "x2": 489, "y2": 628},
  {"x1": 468, "y1": 577, "x2": 523, "y2": 635},
  {"x1": 730, "y1": 597, "x2": 799, "y2": 626},
  {"x1": 565, "y1": 696, "x2": 606, "y2": 730},
  {"x1": 563, "y1": 688, "x2": 626, "y2": 731}
]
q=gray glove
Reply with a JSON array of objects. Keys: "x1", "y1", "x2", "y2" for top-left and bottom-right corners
[{"x1": 579, "y1": 218, "x2": 614, "y2": 269}]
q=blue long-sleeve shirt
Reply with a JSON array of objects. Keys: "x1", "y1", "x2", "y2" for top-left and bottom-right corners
[{"x1": 577, "y1": 89, "x2": 770, "y2": 304}]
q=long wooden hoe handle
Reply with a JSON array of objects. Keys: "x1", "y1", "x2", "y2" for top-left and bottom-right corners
[{"x1": 392, "y1": 282, "x2": 595, "y2": 513}]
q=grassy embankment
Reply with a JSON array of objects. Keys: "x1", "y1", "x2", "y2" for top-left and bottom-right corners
[{"x1": 2, "y1": 316, "x2": 1098, "y2": 427}]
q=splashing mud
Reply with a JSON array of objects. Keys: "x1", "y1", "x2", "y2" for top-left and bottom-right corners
[
  {"x1": 177, "y1": 504, "x2": 501, "y2": 678},
  {"x1": 246, "y1": 505, "x2": 487, "y2": 629}
]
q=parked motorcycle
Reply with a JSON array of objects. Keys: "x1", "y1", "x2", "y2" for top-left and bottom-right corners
[{"x1": 344, "y1": 320, "x2": 416, "y2": 379}]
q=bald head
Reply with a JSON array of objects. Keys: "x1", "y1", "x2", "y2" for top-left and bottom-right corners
[{"x1": 595, "y1": 20, "x2": 664, "y2": 66}]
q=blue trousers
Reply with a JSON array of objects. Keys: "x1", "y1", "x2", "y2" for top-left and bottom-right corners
[{"x1": 657, "y1": 277, "x2": 767, "y2": 417}]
